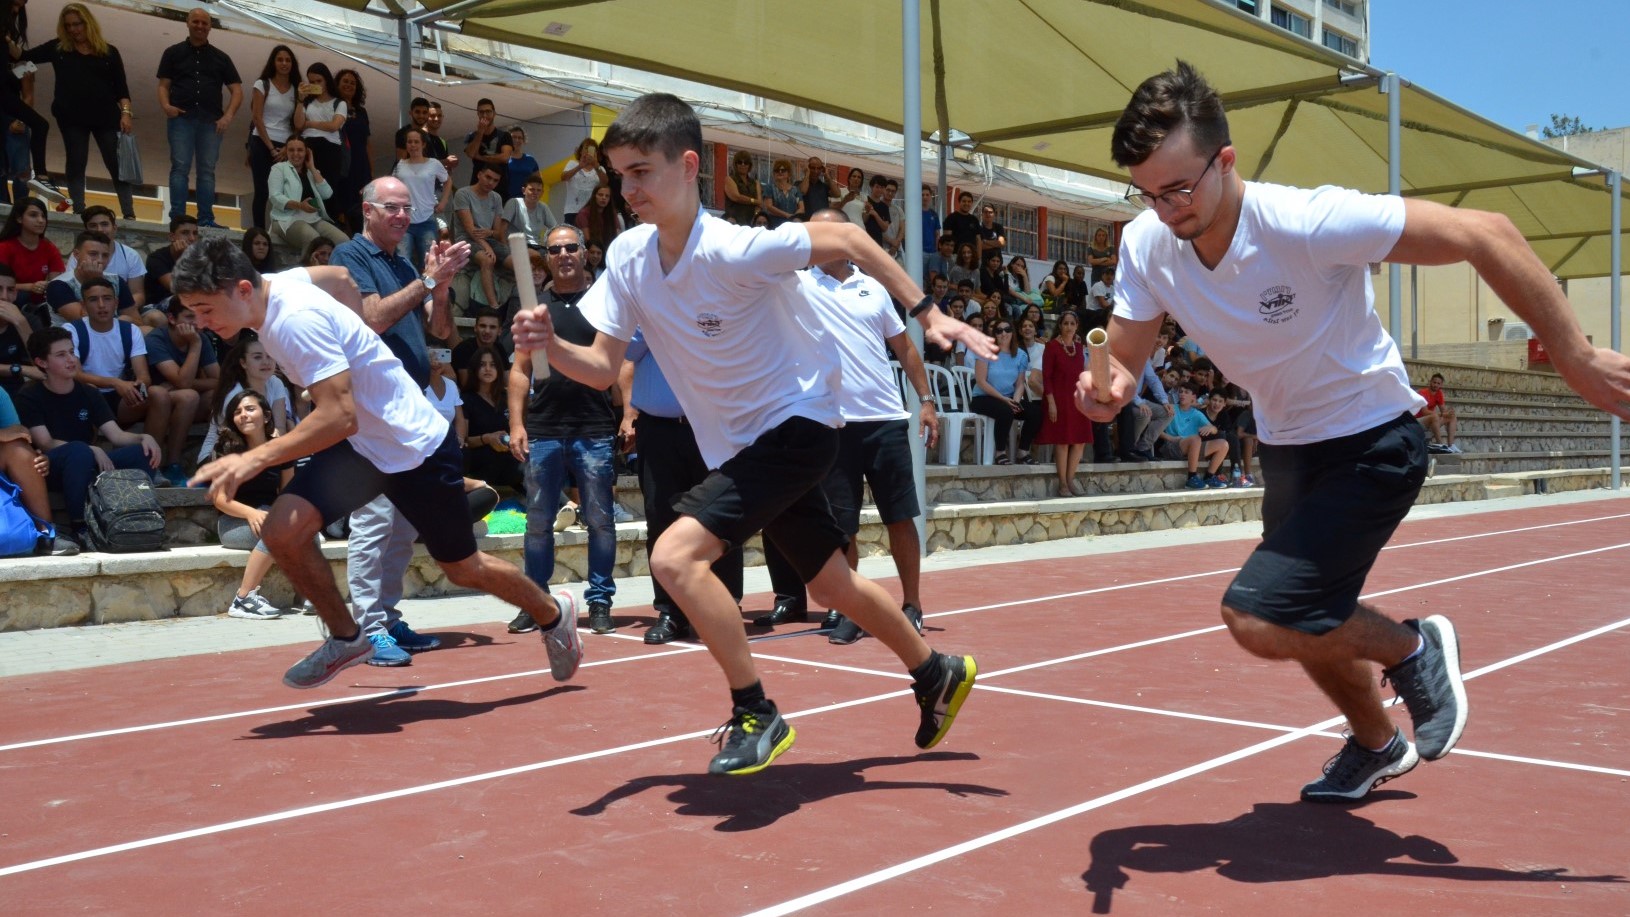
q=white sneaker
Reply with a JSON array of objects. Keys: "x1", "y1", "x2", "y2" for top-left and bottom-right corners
[
  {"x1": 26, "y1": 173, "x2": 66, "y2": 204},
  {"x1": 553, "y1": 502, "x2": 577, "y2": 532},
  {"x1": 283, "y1": 629, "x2": 374, "y2": 688},
  {"x1": 228, "y1": 588, "x2": 281, "y2": 619},
  {"x1": 1445, "y1": 443, "x2": 1462, "y2": 454},
  {"x1": 542, "y1": 590, "x2": 584, "y2": 682}
]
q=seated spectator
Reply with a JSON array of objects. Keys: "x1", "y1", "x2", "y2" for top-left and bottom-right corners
[
  {"x1": 1157, "y1": 383, "x2": 1227, "y2": 490},
  {"x1": 949, "y1": 242, "x2": 979, "y2": 288},
  {"x1": 460, "y1": 344, "x2": 523, "y2": 492},
  {"x1": 575, "y1": 182, "x2": 624, "y2": 250},
  {"x1": 1120, "y1": 339, "x2": 1172, "y2": 463},
  {"x1": 452, "y1": 162, "x2": 510, "y2": 309},
  {"x1": 0, "y1": 385, "x2": 78, "y2": 555},
  {"x1": 453, "y1": 309, "x2": 509, "y2": 388},
  {"x1": 1041, "y1": 260, "x2": 1070, "y2": 311},
  {"x1": 66, "y1": 208, "x2": 147, "y2": 309},
  {"x1": 0, "y1": 267, "x2": 41, "y2": 396},
  {"x1": 197, "y1": 337, "x2": 289, "y2": 462},
  {"x1": 1064, "y1": 264, "x2": 1090, "y2": 310},
  {"x1": 391, "y1": 126, "x2": 452, "y2": 272},
  {"x1": 969, "y1": 318, "x2": 1030, "y2": 464},
  {"x1": 241, "y1": 227, "x2": 276, "y2": 274},
  {"x1": 1007, "y1": 256, "x2": 1043, "y2": 311},
  {"x1": 266, "y1": 136, "x2": 349, "y2": 253},
  {"x1": 425, "y1": 345, "x2": 501, "y2": 535},
  {"x1": 503, "y1": 171, "x2": 556, "y2": 282},
  {"x1": 925, "y1": 234, "x2": 955, "y2": 283},
  {"x1": 65, "y1": 278, "x2": 192, "y2": 485},
  {"x1": 0, "y1": 198, "x2": 65, "y2": 305},
  {"x1": 583, "y1": 240, "x2": 607, "y2": 278},
  {"x1": 1417, "y1": 372, "x2": 1460, "y2": 454},
  {"x1": 16, "y1": 327, "x2": 161, "y2": 547},
  {"x1": 144, "y1": 215, "x2": 201, "y2": 307},
  {"x1": 978, "y1": 250, "x2": 1016, "y2": 309},
  {"x1": 1086, "y1": 267, "x2": 1115, "y2": 331},
  {"x1": 143, "y1": 298, "x2": 218, "y2": 482},
  {"x1": 48, "y1": 230, "x2": 159, "y2": 329},
  {"x1": 300, "y1": 236, "x2": 334, "y2": 268},
  {"x1": 208, "y1": 389, "x2": 293, "y2": 618}
]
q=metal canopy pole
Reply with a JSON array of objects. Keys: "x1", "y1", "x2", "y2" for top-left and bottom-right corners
[
  {"x1": 397, "y1": 17, "x2": 413, "y2": 128},
  {"x1": 1612, "y1": 169, "x2": 1622, "y2": 490},
  {"x1": 902, "y1": 0, "x2": 928, "y2": 551},
  {"x1": 1383, "y1": 72, "x2": 1403, "y2": 345}
]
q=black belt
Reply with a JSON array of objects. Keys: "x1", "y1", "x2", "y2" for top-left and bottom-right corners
[{"x1": 638, "y1": 413, "x2": 689, "y2": 426}]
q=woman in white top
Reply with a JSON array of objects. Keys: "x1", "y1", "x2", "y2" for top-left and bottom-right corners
[
  {"x1": 199, "y1": 337, "x2": 290, "y2": 461},
  {"x1": 297, "y1": 62, "x2": 346, "y2": 193},
  {"x1": 391, "y1": 127, "x2": 451, "y2": 271},
  {"x1": 248, "y1": 45, "x2": 303, "y2": 231},
  {"x1": 559, "y1": 136, "x2": 606, "y2": 224},
  {"x1": 266, "y1": 136, "x2": 348, "y2": 252}
]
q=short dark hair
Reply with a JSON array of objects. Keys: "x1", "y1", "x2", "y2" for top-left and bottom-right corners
[
  {"x1": 1430, "y1": 372, "x2": 1445, "y2": 383},
  {"x1": 172, "y1": 237, "x2": 260, "y2": 298},
  {"x1": 409, "y1": 96, "x2": 429, "y2": 109},
  {"x1": 1112, "y1": 60, "x2": 1231, "y2": 168},
  {"x1": 74, "y1": 230, "x2": 112, "y2": 252},
  {"x1": 601, "y1": 92, "x2": 703, "y2": 164},
  {"x1": 870, "y1": 175, "x2": 889, "y2": 188},
  {"x1": 30, "y1": 326, "x2": 71, "y2": 363},
  {"x1": 80, "y1": 277, "x2": 116, "y2": 297},
  {"x1": 476, "y1": 97, "x2": 495, "y2": 109},
  {"x1": 473, "y1": 308, "x2": 501, "y2": 324},
  {"x1": 170, "y1": 214, "x2": 199, "y2": 234},
  {"x1": 473, "y1": 160, "x2": 503, "y2": 179},
  {"x1": 81, "y1": 205, "x2": 116, "y2": 227},
  {"x1": 1179, "y1": 381, "x2": 1203, "y2": 397},
  {"x1": 0, "y1": 263, "x2": 15, "y2": 281}
]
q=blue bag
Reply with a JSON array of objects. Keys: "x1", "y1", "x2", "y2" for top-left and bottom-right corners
[{"x1": 0, "y1": 473, "x2": 40, "y2": 558}]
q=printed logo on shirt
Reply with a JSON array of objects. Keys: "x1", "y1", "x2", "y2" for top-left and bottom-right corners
[
  {"x1": 1258, "y1": 285, "x2": 1300, "y2": 325},
  {"x1": 696, "y1": 312, "x2": 723, "y2": 338},
  {"x1": 77, "y1": 408, "x2": 90, "y2": 422}
]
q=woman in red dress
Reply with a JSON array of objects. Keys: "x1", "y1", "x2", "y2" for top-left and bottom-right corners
[{"x1": 1036, "y1": 309, "x2": 1092, "y2": 497}]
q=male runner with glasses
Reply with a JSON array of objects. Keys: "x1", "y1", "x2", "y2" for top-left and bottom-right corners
[{"x1": 1082, "y1": 62, "x2": 1630, "y2": 802}]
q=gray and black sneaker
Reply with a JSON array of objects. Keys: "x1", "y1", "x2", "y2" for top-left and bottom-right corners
[
  {"x1": 913, "y1": 653, "x2": 978, "y2": 749},
  {"x1": 707, "y1": 704, "x2": 795, "y2": 775},
  {"x1": 1301, "y1": 729, "x2": 1419, "y2": 803},
  {"x1": 507, "y1": 609, "x2": 539, "y2": 634},
  {"x1": 542, "y1": 590, "x2": 584, "y2": 681},
  {"x1": 587, "y1": 602, "x2": 616, "y2": 634},
  {"x1": 828, "y1": 615, "x2": 866, "y2": 645},
  {"x1": 1382, "y1": 615, "x2": 1468, "y2": 760}
]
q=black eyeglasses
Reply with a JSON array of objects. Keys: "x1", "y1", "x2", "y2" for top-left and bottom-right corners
[
  {"x1": 995, "y1": 325, "x2": 1014, "y2": 333},
  {"x1": 1125, "y1": 148, "x2": 1222, "y2": 210},
  {"x1": 546, "y1": 243, "x2": 582, "y2": 255}
]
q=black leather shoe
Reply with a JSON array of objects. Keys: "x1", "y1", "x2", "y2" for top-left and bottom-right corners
[
  {"x1": 819, "y1": 609, "x2": 842, "y2": 630},
  {"x1": 753, "y1": 597, "x2": 808, "y2": 626},
  {"x1": 644, "y1": 614, "x2": 693, "y2": 645},
  {"x1": 828, "y1": 615, "x2": 866, "y2": 645}
]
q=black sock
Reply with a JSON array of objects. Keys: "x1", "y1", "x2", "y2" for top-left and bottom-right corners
[
  {"x1": 909, "y1": 652, "x2": 944, "y2": 686},
  {"x1": 730, "y1": 681, "x2": 772, "y2": 714}
]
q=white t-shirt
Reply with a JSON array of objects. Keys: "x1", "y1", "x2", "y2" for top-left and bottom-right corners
[
  {"x1": 424, "y1": 378, "x2": 462, "y2": 422},
  {"x1": 1023, "y1": 341, "x2": 1045, "y2": 400},
  {"x1": 300, "y1": 98, "x2": 347, "y2": 146},
  {"x1": 798, "y1": 264, "x2": 907, "y2": 422},
  {"x1": 67, "y1": 319, "x2": 146, "y2": 391},
  {"x1": 561, "y1": 160, "x2": 600, "y2": 214},
  {"x1": 65, "y1": 242, "x2": 146, "y2": 286},
  {"x1": 392, "y1": 158, "x2": 448, "y2": 222},
  {"x1": 1115, "y1": 182, "x2": 1424, "y2": 444},
  {"x1": 199, "y1": 376, "x2": 290, "y2": 460},
  {"x1": 579, "y1": 210, "x2": 841, "y2": 468},
  {"x1": 1088, "y1": 279, "x2": 1114, "y2": 308},
  {"x1": 257, "y1": 275, "x2": 447, "y2": 473},
  {"x1": 253, "y1": 79, "x2": 298, "y2": 143}
]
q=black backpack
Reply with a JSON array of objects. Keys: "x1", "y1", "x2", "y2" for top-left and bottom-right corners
[{"x1": 85, "y1": 469, "x2": 167, "y2": 553}]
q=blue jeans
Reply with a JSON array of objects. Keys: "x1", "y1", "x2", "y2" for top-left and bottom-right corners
[
  {"x1": 524, "y1": 434, "x2": 616, "y2": 607},
  {"x1": 403, "y1": 218, "x2": 438, "y2": 273},
  {"x1": 1, "y1": 117, "x2": 31, "y2": 203},
  {"x1": 46, "y1": 441, "x2": 151, "y2": 524},
  {"x1": 167, "y1": 115, "x2": 224, "y2": 222}
]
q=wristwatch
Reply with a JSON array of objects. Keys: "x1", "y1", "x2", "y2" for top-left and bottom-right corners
[
  {"x1": 8, "y1": 363, "x2": 18, "y2": 377},
  {"x1": 421, "y1": 273, "x2": 438, "y2": 291}
]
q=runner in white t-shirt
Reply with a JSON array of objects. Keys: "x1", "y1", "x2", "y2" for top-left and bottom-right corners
[
  {"x1": 1080, "y1": 62, "x2": 1630, "y2": 805},
  {"x1": 511, "y1": 93, "x2": 992, "y2": 777},
  {"x1": 176, "y1": 237, "x2": 582, "y2": 691}
]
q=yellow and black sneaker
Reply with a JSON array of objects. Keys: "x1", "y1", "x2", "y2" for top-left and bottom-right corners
[
  {"x1": 914, "y1": 653, "x2": 978, "y2": 749},
  {"x1": 708, "y1": 704, "x2": 795, "y2": 775}
]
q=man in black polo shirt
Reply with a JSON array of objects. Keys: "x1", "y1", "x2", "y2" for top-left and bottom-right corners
[
  {"x1": 156, "y1": 9, "x2": 242, "y2": 229},
  {"x1": 506, "y1": 225, "x2": 620, "y2": 636}
]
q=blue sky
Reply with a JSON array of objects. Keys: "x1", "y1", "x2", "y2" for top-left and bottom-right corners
[{"x1": 1369, "y1": 1, "x2": 1629, "y2": 135}]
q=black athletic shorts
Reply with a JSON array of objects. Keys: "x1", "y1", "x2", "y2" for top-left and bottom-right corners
[
  {"x1": 281, "y1": 425, "x2": 477, "y2": 564},
  {"x1": 1222, "y1": 411, "x2": 1427, "y2": 635},
  {"x1": 824, "y1": 418, "x2": 921, "y2": 532},
  {"x1": 674, "y1": 415, "x2": 847, "y2": 584}
]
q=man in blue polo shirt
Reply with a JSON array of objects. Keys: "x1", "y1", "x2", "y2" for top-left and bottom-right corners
[{"x1": 329, "y1": 176, "x2": 468, "y2": 665}]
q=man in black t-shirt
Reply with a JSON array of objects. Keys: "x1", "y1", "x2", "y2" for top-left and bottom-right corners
[
  {"x1": 976, "y1": 203, "x2": 1007, "y2": 259},
  {"x1": 942, "y1": 191, "x2": 980, "y2": 252},
  {"x1": 144, "y1": 216, "x2": 202, "y2": 307},
  {"x1": 463, "y1": 98, "x2": 513, "y2": 188},
  {"x1": 506, "y1": 225, "x2": 620, "y2": 635},
  {"x1": 453, "y1": 309, "x2": 510, "y2": 388}
]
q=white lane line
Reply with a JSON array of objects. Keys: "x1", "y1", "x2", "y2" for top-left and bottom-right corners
[
  {"x1": 736, "y1": 613, "x2": 1630, "y2": 917},
  {"x1": 1384, "y1": 510, "x2": 1630, "y2": 551}
]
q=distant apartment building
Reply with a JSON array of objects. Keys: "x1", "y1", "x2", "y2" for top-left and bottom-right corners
[{"x1": 1226, "y1": 0, "x2": 1370, "y2": 62}]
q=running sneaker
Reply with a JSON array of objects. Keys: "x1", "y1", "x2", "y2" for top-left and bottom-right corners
[
  {"x1": 1239, "y1": 475, "x2": 1256, "y2": 487},
  {"x1": 283, "y1": 629, "x2": 374, "y2": 688},
  {"x1": 913, "y1": 653, "x2": 978, "y2": 749},
  {"x1": 507, "y1": 609, "x2": 540, "y2": 634},
  {"x1": 1382, "y1": 616, "x2": 1468, "y2": 760},
  {"x1": 1444, "y1": 443, "x2": 1463, "y2": 454},
  {"x1": 708, "y1": 704, "x2": 796, "y2": 775},
  {"x1": 1427, "y1": 442, "x2": 1451, "y2": 454},
  {"x1": 1300, "y1": 729, "x2": 1419, "y2": 802},
  {"x1": 542, "y1": 590, "x2": 584, "y2": 681},
  {"x1": 902, "y1": 603, "x2": 925, "y2": 635},
  {"x1": 1205, "y1": 474, "x2": 1231, "y2": 488},
  {"x1": 228, "y1": 589, "x2": 281, "y2": 620},
  {"x1": 1184, "y1": 472, "x2": 1206, "y2": 489},
  {"x1": 612, "y1": 503, "x2": 635, "y2": 524},
  {"x1": 388, "y1": 620, "x2": 442, "y2": 652},
  {"x1": 25, "y1": 173, "x2": 67, "y2": 205},
  {"x1": 365, "y1": 631, "x2": 412, "y2": 667},
  {"x1": 587, "y1": 601, "x2": 616, "y2": 634}
]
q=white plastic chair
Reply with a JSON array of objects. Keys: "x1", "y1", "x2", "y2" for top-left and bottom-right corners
[{"x1": 926, "y1": 363, "x2": 994, "y2": 466}]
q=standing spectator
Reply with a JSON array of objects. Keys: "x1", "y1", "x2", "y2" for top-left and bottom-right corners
[
  {"x1": 503, "y1": 170, "x2": 555, "y2": 284},
  {"x1": 452, "y1": 161, "x2": 509, "y2": 309},
  {"x1": 23, "y1": 3, "x2": 133, "y2": 217},
  {"x1": 942, "y1": 191, "x2": 980, "y2": 252},
  {"x1": 461, "y1": 98, "x2": 511, "y2": 188},
  {"x1": 978, "y1": 250, "x2": 1015, "y2": 309},
  {"x1": 266, "y1": 136, "x2": 347, "y2": 254},
  {"x1": 328, "y1": 176, "x2": 469, "y2": 666},
  {"x1": 861, "y1": 175, "x2": 892, "y2": 251},
  {"x1": 460, "y1": 344, "x2": 522, "y2": 493},
  {"x1": 1417, "y1": 372, "x2": 1460, "y2": 454},
  {"x1": 16, "y1": 326, "x2": 159, "y2": 547},
  {"x1": 883, "y1": 179, "x2": 906, "y2": 258},
  {"x1": 0, "y1": 266, "x2": 40, "y2": 395},
  {"x1": 970, "y1": 318, "x2": 1029, "y2": 464},
  {"x1": 720, "y1": 149, "x2": 758, "y2": 226},
  {"x1": 559, "y1": 136, "x2": 605, "y2": 225},
  {"x1": 143, "y1": 215, "x2": 199, "y2": 306},
  {"x1": 797, "y1": 155, "x2": 830, "y2": 220},
  {"x1": 574, "y1": 182, "x2": 623, "y2": 249},
  {"x1": 333, "y1": 69, "x2": 372, "y2": 234},
  {"x1": 1038, "y1": 309, "x2": 1090, "y2": 495},
  {"x1": 919, "y1": 187, "x2": 942, "y2": 255},
  {"x1": 501, "y1": 124, "x2": 540, "y2": 202},
  {"x1": 245, "y1": 45, "x2": 301, "y2": 230},
  {"x1": 505, "y1": 224, "x2": 618, "y2": 635},
  {"x1": 66, "y1": 208, "x2": 146, "y2": 309},
  {"x1": 1, "y1": 0, "x2": 64, "y2": 204},
  {"x1": 422, "y1": 101, "x2": 455, "y2": 175},
  {"x1": 391, "y1": 127, "x2": 451, "y2": 273},
  {"x1": 296, "y1": 63, "x2": 345, "y2": 196},
  {"x1": 198, "y1": 336, "x2": 287, "y2": 461},
  {"x1": 156, "y1": 8, "x2": 241, "y2": 228},
  {"x1": 976, "y1": 203, "x2": 1006, "y2": 259},
  {"x1": 0, "y1": 197, "x2": 62, "y2": 303},
  {"x1": 393, "y1": 96, "x2": 430, "y2": 158},
  {"x1": 759, "y1": 159, "x2": 803, "y2": 228},
  {"x1": 240, "y1": 227, "x2": 275, "y2": 274},
  {"x1": 0, "y1": 384, "x2": 78, "y2": 555},
  {"x1": 834, "y1": 166, "x2": 865, "y2": 226},
  {"x1": 1087, "y1": 225, "x2": 1117, "y2": 283},
  {"x1": 209, "y1": 389, "x2": 290, "y2": 618}
]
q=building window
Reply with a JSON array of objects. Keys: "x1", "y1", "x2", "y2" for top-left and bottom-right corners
[
  {"x1": 1323, "y1": 0, "x2": 1359, "y2": 16},
  {"x1": 1270, "y1": 7, "x2": 1312, "y2": 38},
  {"x1": 1322, "y1": 28, "x2": 1359, "y2": 57},
  {"x1": 1234, "y1": 0, "x2": 1259, "y2": 13},
  {"x1": 989, "y1": 200, "x2": 1038, "y2": 258},
  {"x1": 698, "y1": 141, "x2": 716, "y2": 209}
]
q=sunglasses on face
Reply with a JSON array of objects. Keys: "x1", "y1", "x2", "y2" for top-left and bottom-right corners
[
  {"x1": 546, "y1": 243, "x2": 582, "y2": 255},
  {"x1": 996, "y1": 325, "x2": 1014, "y2": 333}
]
